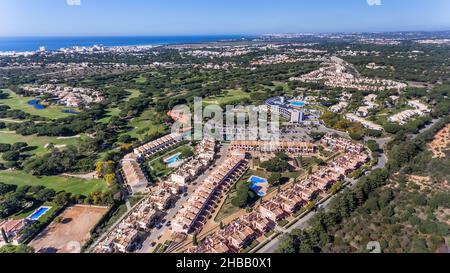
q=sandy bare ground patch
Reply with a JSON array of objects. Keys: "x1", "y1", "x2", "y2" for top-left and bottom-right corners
[
  {"x1": 61, "y1": 171, "x2": 99, "y2": 180},
  {"x1": 436, "y1": 208, "x2": 450, "y2": 226},
  {"x1": 428, "y1": 124, "x2": 450, "y2": 158},
  {"x1": 29, "y1": 205, "x2": 108, "y2": 253},
  {"x1": 44, "y1": 144, "x2": 67, "y2": 149},
  {"x1": 408, "y1": 175, "x2": 450, "y2": 191},
  {"x1": 56, "y1": 135, "x2": 81, "y2": 140}
]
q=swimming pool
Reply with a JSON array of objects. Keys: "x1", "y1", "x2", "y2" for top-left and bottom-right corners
[
  {"x1": 27, "y1": 206, "x2": 51, "y2": 221},
  {"x1": 248, "y1": 176, "x2": 269, "y2": 197},
  {"x1": 290, "y1": 101, "x2": 306, "y2": 107},
  {"x1": 164, "y1": 153, "x2": 181, "y2": 167}
]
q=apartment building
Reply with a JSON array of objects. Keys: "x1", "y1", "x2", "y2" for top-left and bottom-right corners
[
  {"x1": 172, "y1": 154, "x2": 248, "y2": 234},
  {"x1": 292, "y1": 181, "x2": 320, "y2": 201},
  {"x1": 94, "y1": 224, "x2": 144, "y2": 253},
  {"x1": 186, "y1": 213, "x2": 275, "y2": 253},
  {"x1": 169, "y1": 138, "x2": 216, "y2": 186},
  {"x1": 134, "y1": 133, "x2": 183, "y2": 158},
  {"x1": 121, "y1": 153, "x2": 149, "y2": 195},
  {"x1": 258, "y1": 151, "x2": 368, "y2": 225},
  {"x1": 265, "y1": 97, "x2": 305, "y2": 123},
  {"x1": 92, "y1": 186, "x2": 175, "y2": 253},
  {"x1": 230, "y1": 140, "x2": 316, "y2": 155},
  {"x1": 93, "y1": 202, "x2": 161, "y2": 253},
  {"x1": 148, "y1": 188, "x2": 175, "y2": 211}
]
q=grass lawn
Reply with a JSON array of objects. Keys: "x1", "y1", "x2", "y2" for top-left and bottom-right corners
[
  {"x1": 0, "y1": 170, "x2": 107, "y2": 196},
  {"x1": 0, "y1": 89, "x2": 75, "y2": 119},
  {"x1": 150, "y1": 159, "x2": 171, "y2": 179},
  {"x1": 98, "y1": 107, "x2": 121, "y2": 124},
  {"x1": 203, "y1": 89, "x2": 251, "y2": 105},
  {"x1": 0, "y1": 130, "x2": 80, "y2": 156},
  {"x1": 147, "y1": 145, "x2": 193, "y2": 180},
  {"x1": 122, "y1": 109, "x2": 167, "y2": 141},
  {"x1": 215, "y1": 171, "x2": 253, "y2": 222},
  {"x1": 296, "y1": 156, "x2": 321, "y2": 169},
  {"x1": 124, "y1": 89, "x2": 141, "y2": 101},
  {"x1": 134, "y1": 75, "x2": 148, "y2": 84}
]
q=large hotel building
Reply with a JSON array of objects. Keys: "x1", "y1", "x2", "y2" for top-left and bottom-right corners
[{"x1": 265, "y1": 97, "x2": 305, "y2": 123}]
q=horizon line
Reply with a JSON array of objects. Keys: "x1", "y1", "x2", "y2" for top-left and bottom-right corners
[{"x1": 1, "y1": 28, "x2": 450, "y2": 38}]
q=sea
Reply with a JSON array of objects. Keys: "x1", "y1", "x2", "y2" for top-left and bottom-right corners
[{"x1": 0, "y1": 35, "x2": 254, "y2": 52}]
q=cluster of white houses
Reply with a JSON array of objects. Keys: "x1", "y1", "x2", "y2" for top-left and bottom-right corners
[
  {"x1": 19, "y1": 84, "x2": 105, "y2": 107},
  {"x1": 171, "y1": 153, "x2": 249, "y2": 234},
  {"x1": 290, "y1": 61, "x2": 407, "y2": 92},
  {"x1": 345, "y1": 113, "x2": 384, "y2": 131},
  {"x1": 388, "y1": 100, "x2": 431, "y2": 125},
  {"x1": 251, "y1": 54, "x2": 303, "y2": 66}
]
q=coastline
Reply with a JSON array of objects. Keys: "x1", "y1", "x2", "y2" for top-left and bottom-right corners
[{"x1": 0, "y1": 35, "x2": 255, "y2": 53}]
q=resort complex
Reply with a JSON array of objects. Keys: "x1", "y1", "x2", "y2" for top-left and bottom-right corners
[
  {"x1": 265, "y1": 96, "x2": 306, "y2": 123},
  {"x1": 230, "y1": 140, "x2": 316, "y2": 155},
  {"x1": 18, "y1": 84, "x2": 105, "y2": 108},
  {"x1": 186, "y1": 135, "x2": 370, "y2": 253},
  {"x1": 0, "y1": 15, "x2": 448, "y2": 258},
  {"x1": 171, "y1": 153, "x2": 249, "y2": 234},
  {"x1": 290, "y1": 58, "x2": 408, "y2": 92}
]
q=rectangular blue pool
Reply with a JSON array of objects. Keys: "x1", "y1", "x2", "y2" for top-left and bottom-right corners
[{"x1": 27, "y1": 206, "x2": 51, "y2": 221}]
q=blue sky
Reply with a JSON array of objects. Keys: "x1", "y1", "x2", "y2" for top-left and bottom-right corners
[{"x1": 0, "y1": 0, "x2": 449, "y2": 36}]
